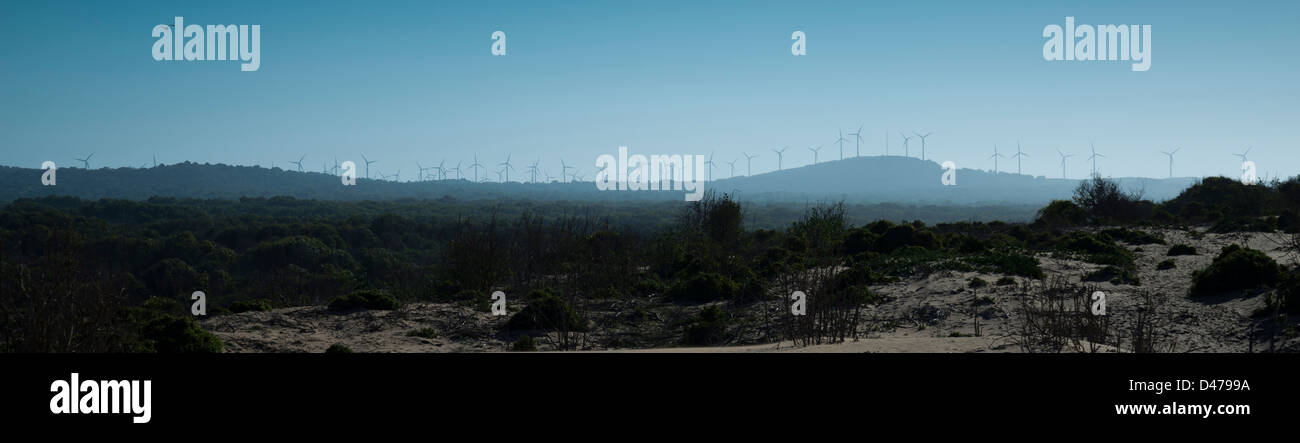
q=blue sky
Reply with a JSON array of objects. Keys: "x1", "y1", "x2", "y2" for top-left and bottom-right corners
[{"x1": 1, "y1": 0, "x2": 1297, "y2": 180}]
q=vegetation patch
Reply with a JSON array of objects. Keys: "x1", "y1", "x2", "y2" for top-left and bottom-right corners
[{"x1": 1189, "y1": 245, "x2": 1280, "y2": 297}]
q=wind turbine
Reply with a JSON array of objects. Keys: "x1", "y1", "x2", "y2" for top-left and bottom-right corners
[
  {"x1": 361, "y1": 154, "x2": 377, "y2": 179},
  {"x1": 835, "y1": 129, "x2": 849, "y2": 160},
  {"x1": 450, "y1": 162, "x2": 462, "y2": 180},
  {"x1": 415, "y1": 162, "x2": 426, "y2": 181},
  {"x1": 153, "y1": 155, "x2": 158, "y2": 168},
  {"x1": 499, "y1": 154, "x2": 515, "y2": 182},
  {"x1": 899, "y1": 132, "x2": 914, "y2": 157},
  {"x1": 1087, "y1": 143, "x2": 1105, "y2": 176},
  {"x1": 435, "y1": 159, "x2": 447, "y2": 180},
  {"x1": 1233, "y1": 147, "x2": 1252, "y2": 163},
  {"x1": 527, "y1": 159, "x2": 541, "y2": 183},
  {"x1": 1159, "y1": 147, "x2": 1181, "y2": 178},
  {"x1": 333, "y1": 156, "x2": 340, "y2": 176},
  {"x1": 808, "y1": 145, "x2": 823, "y2": 164},
  {"x1": 570, "y1": 168, "x2": 584, "y2": 182},
  {"x1": 289, "y1": 154, "x2": 305, "y2": 172},
  {"x1": 76, "y1": 153, "x2": 94, "y2": 169},
  {"x1": 560, "y1": 159, "x2": 575, "y2": 183},
  {"x1": 468, "y1": 154, "x2": 484, "y2": 182},
  {"x1": 772, "y1": 146, "x2": 788, "y2": 170},
  {"x1": 1057, "y1": 149, "x2": 1074, "y2": 179},
  {"x1": 1011, "y1": 141, "x2": 1028, "y2": 175},
  {"x1": 743, "y1": 152, "x2": 759, "y2": 176},
  {"x1": 849, "y1": 125, "x2": 865, "y2": 157},
  {"x1": 704, "y1": 152, "x2": 716, "y2": 181},
  {"x1": 914, "y1": 132, "x2": 932, "y2": 160},
  {"x1": 989, "y1": 145, "x2": 1005, "y2": 173},
  {"x1": 726, "y1": 159, "x2": 738, "y2": 178}
]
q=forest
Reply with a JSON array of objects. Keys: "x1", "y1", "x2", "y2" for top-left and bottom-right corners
[{"x1": 2, "y1": 175, "x2": 1299, "y2": 352}]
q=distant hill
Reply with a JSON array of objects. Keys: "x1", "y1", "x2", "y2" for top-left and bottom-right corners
[{"x1": 0, "y1": 157, "x2": 1199, "y2": 206}]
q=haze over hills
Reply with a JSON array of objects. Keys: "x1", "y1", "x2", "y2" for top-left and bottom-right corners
[{"x1": 0, "y1": 156, "x2": 1208, "y2": 207}]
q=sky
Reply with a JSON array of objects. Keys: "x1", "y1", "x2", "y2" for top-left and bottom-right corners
[{"x1": 1, "y1": 0, "x2": 1298, "y2": 181}]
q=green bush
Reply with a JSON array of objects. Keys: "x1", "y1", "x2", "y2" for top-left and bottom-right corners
[
  {"x1": 229, "y1": 298, "x2": 273, "y2": 313},
  {"x1": 1057, "y1": 232, "x2": 1135, "y2": 269},
  {"x1": 406, "y1": 327, "x2": 437, "y2": 339},
  {"x1": 968, "y1": 250, "x2": 1044, "y2": 278},
  {"x1": 1189, "y1": 245, "x2": 1280, "y2": 297},
  {"x1": 1156, "y1": 259, "x2": 1176, "y2": 270},
  {"x1": 874, "y1": 224, "x2": 939, "y2": 253},
  {"x1": 681, "y1": 305, "x2": 730, "y2": 346},
  {"x1": 1101, "y1": 228, "x2": 1165, "y2": 245},
  {"x1": 325, "y1": 343, "x2": 353, "y2": 353},
  {"x1": 968, "y1": 277, "x2": 988, "y2": 289},
  {"x1": 1034, "y1": 200, "x2": 1088, "y2": 227},
  {"x1": 1084, "y1": 265, "x2": 1140, "y2": 285},
  {"x1": 328, "y1": 289, "x2": 400, "y2": 312},
  {"x1": 995, "y1": 276, "x2": 1017, "y2": 286},
  {"x1": 505, "y1": 289, "x2": 586, "y2": 332},
  {"x1": 664, "y1": 272, "x2": 739, "y2": 303},
  {"x1": 510, "y1": 335, "x2": 538, "y2": 352},
  {"x1": 1167, "y1": 244, "x2": 1197, "y2": 256},
  {"x1": 138, "y1": 315, "x2": 224, "y2": 353}
]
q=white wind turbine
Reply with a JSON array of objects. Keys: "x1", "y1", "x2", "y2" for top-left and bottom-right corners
[
  {"x1": 772, "y1": 146, "x2": 788, "y2": 170},
  {"x1": 835, "y1": 129, "x2": 849, "y2": 160},
  {"x1": 808, "y1": 145, "x2": 823, "y2": 164},
  {"x1": 1057, "y1": 149, "x2": 1074, "y2": 179},
  {"x1": 914, "y1": 132, "x2": 933, "y2": 160},
  {"x1": 743, "y1": 152, "x2": 759, "y2": 176},
  {"x1": 849, "y1": 124, "x2": 864, "y2": 157},
  {"x1": 1011, "y1": 141, "x2": 1028, "y2": 175},
  {"x1": 989, "y1": 145, "x2": 1005, "y2": 173},
  {"x1": 899, "y1": 132, "x2": 914, "y2": 157},
  {"x1": 1159, "y1": 147, "x2": 1181, "y2": 178},
  {"x1": 1088, "y1": 143, "x2": 1105, "y2": 176}
]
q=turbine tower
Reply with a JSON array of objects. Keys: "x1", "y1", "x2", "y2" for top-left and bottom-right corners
[
  {"x1": 743, "y1": 152, "x2": 759, "y2": 176},
  {"x1": 704, "y1": 152, "x2": 716, "y2": 181},
  {"x1": 1057, "y1": 149, "x2": 1074, "y2": 179},
  {"x1": 468, "y1": 154, "x2": 484, "y2": 182},
  {"x1": 808, "y1": 145, "x2": 823, "y2": 164},
  {"x1": 76, "y1": 153, "x2": 94, "y2": 169},
  {"x1": 725, "y1": 159, "x2": 738, "y2": 178},
  {"x1": 361, "y1": 154, "x2": 377, "y2": 179},
  {"x1": 835, "y1": 129, "x2": 849, "y2": 160},
  {"x1": 989, "y1": 145, "x2": 1005, "y2": 173},
  {"x1": 772, "y1": 146, "x2": 788, "y2": 170},
  {"x1": 1159, "y1": 147, "x2": 1181, "y2": 178},
  {"x1": 913, "y1": 132, "x2": 933, "y2": 160},
  {"x1": 1087, "y1": 144, "x2": 1105, "y2": 176},
  {"x1": 560, "y1": 159, "x2": 575, "y2": 183},
  {"x1": 1011, "y1": 141, "x2": 1028, "y2": 175},
  {"x1": 849, "y1": 125, "x2": 864, "y2": 157},
  {"x1": 289, "y1": 154, "x2": 305, "y2": 172},
  {"x1": 899, "y1": 132, "x2": 914, "y2": 157},
  {"x1": 499, "y1": 154, "x2": 515, "y2": 182}
]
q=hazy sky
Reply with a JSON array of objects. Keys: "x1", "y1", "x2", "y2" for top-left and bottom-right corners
[{"x1": 2, "y1": 0, "x2": 1297, "y2": 180}]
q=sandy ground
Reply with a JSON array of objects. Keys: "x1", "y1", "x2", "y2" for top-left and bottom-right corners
[{"x1": 201, "y1": 228, "x2": 1299, "y2": 353}]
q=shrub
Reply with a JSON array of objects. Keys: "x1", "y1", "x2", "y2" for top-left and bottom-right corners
[
  {"x1": 228, "y1": 298, "x2": 273, "y2": 313},
  {"x1": 1057, "y1": 232, "x2": 1135, "y2": 269},
  {"x1": 681, "y1": 305, "x2": 730, "y2": 346},
  {"x1": 1084, "y1": 265, "x2": 1140, "y2": 285},
  {"x1": 1034, "y1": 200, "x2": 1088, "y2": 227},
  {"x1": 664, "y1": 272, "x2": 739, "y2": 303},
  {"x1": 1072, "y1": 176, "x2": 1150, "y2": 223},
  {"x1": 505, "y1": 289, "x2": 586, "y2": 332},
  {"x1": 1167, "y1": 244, "x2": 1197, "y2": 256},
  {"x1": 510, "y1": 335, "x2": 538, "y2": 352},
  {"x1": 328, "y1": 289, "x2": 400, "y2": 312},
  {"x1": 968, "y1": 277, "x2": 988, "y2": 289},
  {"x1": 996, "y1": 276, "x2": 1017, "y2": 286},
  {"x1": 874, "y1": 224, "x2": 939, "y2": 253},
  {"x1": 1156, "y1": 259, "x2": 1176, "y2": 270},
  {"x1": 325, "y1": 343, "x2": 353, "y2": 353},
  {"x1": 406, "y1": 328, "x2": 437, "y2": 339},
  {"x1": 1101, "y1": 228, "x2": 1165, "y2": 245},
  {"x1": 969, "y1": 250, "x2": 1044, "y2": 279},
  {"x1": 138, "y1": 315, "x2": 224, "y2": 353},
  {"x1": 1189, "y1": 245, "x2": 1280, "y2": 297}
]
